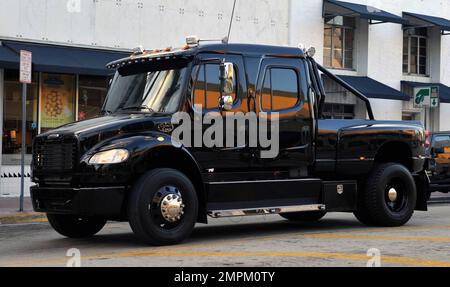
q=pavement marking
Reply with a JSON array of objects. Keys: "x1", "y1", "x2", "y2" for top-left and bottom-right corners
[
  {"x1": 5, "y1": 250, "x2": 450, "y2": 267},
  {"x1": 112, "y1": 251, "x2": 450, "y2": 267},
  {"x1": 0, "y1": 213, "x2": 47, "y2": 224},
  {"x1": 303, "y1": 234, "x2": 450, "y2": 243},
  {"x1": 3, "y1": 224, "x2": 450, "y2": 267}
]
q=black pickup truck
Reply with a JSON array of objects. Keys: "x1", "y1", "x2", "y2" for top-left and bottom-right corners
[{"x1": 30, "y1": 39, "x2": 429, "y2": 245}]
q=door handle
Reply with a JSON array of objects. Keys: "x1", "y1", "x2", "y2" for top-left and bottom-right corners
[{"x1": 248, "y1": 89, "x2": 256, "y2": 112}]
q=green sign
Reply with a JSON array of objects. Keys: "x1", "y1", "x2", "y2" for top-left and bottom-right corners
[
  {"x1": 414, "y1": 87, "x2": 430, "y2": 108},
  {"x1": 430, "y1": 86, "x2": 440, "y2": 108}
]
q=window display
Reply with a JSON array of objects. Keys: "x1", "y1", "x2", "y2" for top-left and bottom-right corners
[
  {"x1": 1, "y1": 70, "x2": 108, "y2": 165},
  {"x1": 40, "y1": 74, "x2": 76, "y2": 132}
]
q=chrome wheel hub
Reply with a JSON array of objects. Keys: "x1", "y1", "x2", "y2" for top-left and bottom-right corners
[
  {"x1": 388, "y1": 188, "x2": 398, "y2": 202},
  {"x1": 160, "y1": 193, "x2": 185, "y2": 223}
]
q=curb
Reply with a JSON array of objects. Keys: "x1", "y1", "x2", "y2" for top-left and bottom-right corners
[
  {"x1": 429, "y1": 198, "x2": 450, "y2": 204},
  {"x1": 0, "y1": 213, "x2": 47, "y2": 225}
]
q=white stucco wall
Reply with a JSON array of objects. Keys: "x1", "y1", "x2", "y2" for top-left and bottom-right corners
[
  {"x1": 440, "y1": 103, "x2": 450, "y2": 131},
  {"x1": 289, "y1": 0, "x2": 325, "y2": 64},
  {"x1": 0, "y1": 68, "x2": 3, "y2": 187},
  {"x1": 370, "y1": 98, "x2": 403, "y2": 120},
  {"x1": 441, "y1": 34, "x2": 450, "y2": 88},
  {"x1": 0, "y1": 0, "x2": 289, "y2": 49}
]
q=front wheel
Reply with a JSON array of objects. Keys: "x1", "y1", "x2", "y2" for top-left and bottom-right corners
[
  {"x1": 128, "y1": 168, "x2": 198, "y2": 246},
  {"x1": 354, "y1": 163, "x2": 416, "y2": 227},
  {"x1": 280, "y1": 211, "x2": 326, "y2": 222},
  {"x1": 46, "y1": 214, "x2": 106, "y2": 238}
]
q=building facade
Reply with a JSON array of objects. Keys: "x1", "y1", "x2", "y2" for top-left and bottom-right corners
[{"x1": 0, "y1": 0, "x2": 449, "y2": 197}]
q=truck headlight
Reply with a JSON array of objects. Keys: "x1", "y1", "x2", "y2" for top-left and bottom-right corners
[{"x1": 88, "y1": 149, "x2": 129, "y2": 165}]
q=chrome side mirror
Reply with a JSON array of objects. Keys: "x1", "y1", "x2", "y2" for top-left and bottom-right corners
[
  {"x1": 219, "y1": 62, "x2": 235, "y2": 111},
  {"x1": 219, "y1": 95, "x2": 234, "y2": 111}
]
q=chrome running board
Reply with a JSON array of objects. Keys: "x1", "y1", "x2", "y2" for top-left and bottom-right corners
[{"x1": 207, "y1": 204, "x2": 326, "y2": 218}]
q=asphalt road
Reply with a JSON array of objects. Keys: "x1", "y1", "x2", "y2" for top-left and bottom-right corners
[{"x1": 1, "y1": 204, "x2": 449, "y2": 267}]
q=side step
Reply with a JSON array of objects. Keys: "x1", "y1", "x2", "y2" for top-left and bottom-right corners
[{"x1": 208, "y1": 204, "x2": 326, "y2": 218}]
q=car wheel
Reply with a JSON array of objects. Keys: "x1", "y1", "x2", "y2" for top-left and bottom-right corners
[
  {"x1": 128, "y1": 168, "x2": 198, "y2": 245},
  {"x1": 280, "y1": 211, "x2": 326, "y2": 222},
  {"x1": 46, "y1": 214, "x2": 107, "y2": 238},
  {"x1": 354, "y1": 163, "x2": 416, "y2": 227}
]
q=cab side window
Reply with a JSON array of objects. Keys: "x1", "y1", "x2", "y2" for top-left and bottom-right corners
[
  {"x1": 433, "y1": 135, "x2": 450, "y2": 154},
  {"x1": 261, "y1": 68, "x2": 299, "y2": 111},
  {"x1": 192, "y1": 63, "x2": 237, "y2": 110}
]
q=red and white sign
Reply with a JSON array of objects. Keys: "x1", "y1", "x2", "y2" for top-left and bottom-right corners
[{"x1": 19, "y1": 50, "x2": 32, "y2": 84}]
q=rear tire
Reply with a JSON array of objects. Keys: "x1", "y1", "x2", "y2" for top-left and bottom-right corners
[
  {"x1": 46, "y1": 214, "x2": 106, "y2": 238},
  {"x1": 128, "y1": 168, "x2": 198, "y2": 246},
  {"x1": 280, "y1": 211, "x2": 326, "y2": 222},
  {"x1": 353, "y1": 163, "x2": 416, "y2": 227}
]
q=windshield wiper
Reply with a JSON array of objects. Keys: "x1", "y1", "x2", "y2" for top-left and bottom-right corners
[{"x1": 119, "y1": 106, "x2": 155, "y2": 113}]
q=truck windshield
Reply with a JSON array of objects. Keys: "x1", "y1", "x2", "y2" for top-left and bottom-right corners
[{"x1": 102, "y1": 65, "x2": 189, "y2": 114}]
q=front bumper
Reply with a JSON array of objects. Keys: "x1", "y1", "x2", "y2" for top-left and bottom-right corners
[{"x1": 30, "y1": 185, "x2": 126, "y2": 217}]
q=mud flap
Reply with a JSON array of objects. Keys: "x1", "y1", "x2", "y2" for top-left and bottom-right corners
[{"x1": 414, "y1": 171, "x2": 429, "y2": 211}]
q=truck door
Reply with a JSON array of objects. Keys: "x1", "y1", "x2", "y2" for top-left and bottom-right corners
[
  {"x1": 252, "y1": 58, "x2": 314, "y2": 172},
  {"x1": 188, "y1": 53, "x2": 251, "y2": 172}
]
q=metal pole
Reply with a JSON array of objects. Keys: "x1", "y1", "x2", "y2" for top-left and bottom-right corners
[
  {"x1": 424, "y1": 106, "x2": 427, "y2": 131},
  {"x1": 20, "y1": 83, "x2": 27, "y2": 212}
]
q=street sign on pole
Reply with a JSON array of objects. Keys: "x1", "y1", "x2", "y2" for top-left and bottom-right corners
[
  {"x1": 430, "y1": 86, "x2": 440, "y2": 109},
  {"x1": 19, "y1": 50, "x2": 32, "y2": 212},
  {"x1": 414, "y1": 87, "x2": 430, "y2": 108},
  {"x1": 20, "y1": 50, "x2": 32, "y2": 84}
]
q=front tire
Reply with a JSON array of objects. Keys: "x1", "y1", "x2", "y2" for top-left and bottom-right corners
[
  {"x1": 354, "y1": 163, "x2": 416, "y2": 227},
  {"x1": 280, "y1": 211, "x2": 326, "y2": 222},
  {"x1": 46, "y1": 214, "x2": 106, "y2": 238},
  {"x1": 128, "y1": 168, "x2": 198, "y2": 245}
]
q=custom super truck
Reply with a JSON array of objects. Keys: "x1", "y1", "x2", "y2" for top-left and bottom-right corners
[{"x1": 31, "y1": 37, "x2": 429, "y2": 245}]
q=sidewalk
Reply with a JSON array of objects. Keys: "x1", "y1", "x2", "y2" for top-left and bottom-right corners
[
  {"x1": 0, "y1": 197, "x2": 46, "y2": 224},
  {"x1": 430, "y1": 191, "x2": 450, "y2": 204}
]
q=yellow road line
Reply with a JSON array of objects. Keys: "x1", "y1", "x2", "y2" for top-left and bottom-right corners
[
  {"x1": 3, "y1": 224, "x2": 450, "y2": 267},
  {"x1": 0, "y1": 213, "x2": 47, "y2": 224},
  {"x1": 162, "y1": 224, "x2": 450, "y2": 252},
  {"x1": 304, "y1": 234, "x2": 450, "y2": 242},
  {"x1": 5, "y1": 250, "x2": 450, "y2": 267}
]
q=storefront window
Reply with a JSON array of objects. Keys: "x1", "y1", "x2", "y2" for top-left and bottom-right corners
[
  {"x1": 2, "y1": 71, "x2": 109, "y2": 164},
  {"x1": 403, "y1": 28, "x2": 428, "y2": 76},
  {"x1": 323, "y1": 16, "x2": 355, "y2": 70},
  {"x1": 78, "y1": 75, "x2": 109, "y2": 121},
  {"x1": 40, "y1": 73, "x2": 76, "y2": 133},
  {"x1": 2, "y1": 70, "x2": 38, "y2": 165}
]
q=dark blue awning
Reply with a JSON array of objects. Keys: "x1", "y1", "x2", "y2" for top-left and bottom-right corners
[
  {"x1": 402, "y1": 81, "x2": 450, "y2": 103},
  {"x1": 324, "y1": 0, "x2": 407, "y2": 25},
  {"x1": 403, "y1": 12, "x2": 450, "y2": 34},
  {"x1": 338, "y1": 76, "x2": 410, "y2": 101},
  {"x1": 1, "y1": 41, "x2": 129, "y2": 76},
  {"x1": 0, "y1": 43, "x2": 19, "y2": 69}
]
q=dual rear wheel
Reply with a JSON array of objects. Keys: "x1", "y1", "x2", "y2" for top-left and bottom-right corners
[
  {"x1": 281, "y1": 163, "x2": 417, "y2": 227},
  {"x1": 354, "y1": 163, "x2": 417, "y2": 227}
]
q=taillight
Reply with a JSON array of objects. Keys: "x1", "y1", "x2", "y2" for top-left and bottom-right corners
[{"x1": 424, "y1": 130, "x2": 430, "y2": 148}]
